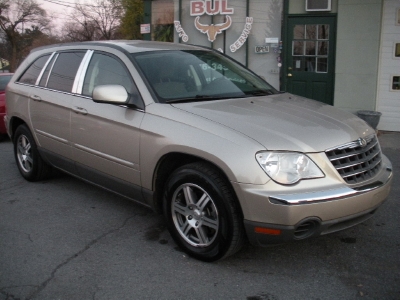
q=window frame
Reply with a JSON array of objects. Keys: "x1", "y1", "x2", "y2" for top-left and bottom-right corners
[
  {"x1": 17, "y1": 54, "x2": 52, "y2": 86},
  {"x1": 76, "y1": 50, "x2": 145, "y2": 110},
  {"x1": 391, "y1": 75, "x2": 400, "y2": 91},
  {"x1": 45, "y1": 50, "x2": 86, "y2": 93}
]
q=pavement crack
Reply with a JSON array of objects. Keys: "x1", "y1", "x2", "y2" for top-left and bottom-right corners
[{"x1": 26, "y1": 215, "x2": 136, "y2": 299}]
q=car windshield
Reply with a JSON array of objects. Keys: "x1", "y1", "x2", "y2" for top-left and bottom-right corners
[{"x1": 131, "y1": 50, "x2": 277, "y2": 103}]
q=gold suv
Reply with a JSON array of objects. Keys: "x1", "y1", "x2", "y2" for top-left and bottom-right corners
[{"x1": 5, "y1": 41, "x2": 393, "y2": 261}]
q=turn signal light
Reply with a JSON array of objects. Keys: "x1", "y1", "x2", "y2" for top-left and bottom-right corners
[{"x1": 254, "y1": 227, "x2": 282, "y2": 235}]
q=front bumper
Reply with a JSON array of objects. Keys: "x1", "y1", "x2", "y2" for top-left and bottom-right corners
[{"x1": 233, "y1": 155, "x2": 393, "y2": 246}]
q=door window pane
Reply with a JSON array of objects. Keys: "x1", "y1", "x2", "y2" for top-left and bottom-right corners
[
  {"x1": 47, "y1": 52, "x2": 85, "y2": 92},
  {"x1": 317, "y1": 58, "x2": 328, "y2": 72},
  {"x1": 18, "y1": 55, "x2": 51, "y2": 85},
  {"x1": 293, "y1": 58, "x2": 304, "y2": 71},
  {"x1": 82, "y1": 53, "x2": 133, "y2": 97},
  {"x1": 317, "y1": 41, "x2": 328, "y2": 55},
  {"x1": 293, "y1": 25, "x2": 305, "y2": 39},
  {"x1": 305, "y1": 57, "x2": 316, "y2": 72},
  {"x1": 305, "y1": 25, "x2": 317, "y2": 39},
  {"x1": 293, "y1": 41, "x2": 304, "y2": 55},
  {"x1": 293, "y1": 57, "x2": 316, "y2": 72},
  {"x1": 318, "y1": 25, "x2": 329, "y2": 40},
  {"x1": 305, "y1": 41, "x2": 316, "y2": 55}
]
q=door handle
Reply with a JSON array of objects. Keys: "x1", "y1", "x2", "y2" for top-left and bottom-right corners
[
  {"x1": 72, "y1": 106, "x2": 88, "y2": 115},
  {"x1": 30, "y1": 95, "x2": 42, "y2": 101},
  {"x1": 287, "y1": 73, "x2": 293, "y2": 77}
]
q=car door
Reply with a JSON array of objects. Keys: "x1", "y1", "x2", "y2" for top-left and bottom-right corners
[
  {"x1": 28, "y1": 51, "x2": 86, "y2": 166},
  {"x1": 70, "y1": 51, "x2": 145, "y2": 192}
]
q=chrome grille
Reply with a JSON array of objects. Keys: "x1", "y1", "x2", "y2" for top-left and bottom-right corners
[{"x1": 325, "y1": 135, "x2": 382, "y2": 184}]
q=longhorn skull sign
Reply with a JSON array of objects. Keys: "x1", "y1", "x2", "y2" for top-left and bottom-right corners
[{"x1": 194, "y1": 15, "x2": 232, "y2": 42}]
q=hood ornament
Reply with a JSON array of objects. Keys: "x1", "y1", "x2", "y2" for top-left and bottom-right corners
[{"x1": 357, "y1": 138, "x2": 367, "y2": 148}]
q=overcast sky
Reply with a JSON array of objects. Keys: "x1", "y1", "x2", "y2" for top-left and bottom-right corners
[{"x1": 37, "y1": 0, "x2": 89, "y2": 32}]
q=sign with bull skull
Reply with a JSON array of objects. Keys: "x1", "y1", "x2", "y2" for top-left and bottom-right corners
[
  {"x1": 174, "y1": 0, "x2": 252, "y2": 52},
  {"x1": 194, "y1": 15, "x2": 232, "y2": 42},
  {"x1": 191, "y1": 0, "x2": 233, "y2": 42}
]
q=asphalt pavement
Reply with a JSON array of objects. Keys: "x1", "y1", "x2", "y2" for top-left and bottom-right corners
[{"x1": 0, "y1": 131, "x2": 399, "y2": 300}]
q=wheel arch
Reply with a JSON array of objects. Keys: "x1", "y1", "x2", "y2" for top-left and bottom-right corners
[
  {"x1": 152, "y1": 152, "x2": 243, "y2": 219},
  {"x1": 9, "y1": 116, "x2": 27, "y2": 141}
]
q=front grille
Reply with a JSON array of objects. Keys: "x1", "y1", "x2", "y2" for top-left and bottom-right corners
[{"x1": 325, "y1": 135, "x2": 382, "y2": 184}]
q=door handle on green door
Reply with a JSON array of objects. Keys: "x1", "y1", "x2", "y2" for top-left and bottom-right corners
[{"x1": 287, "y1": 73, "x2": 293, "y2": 77}]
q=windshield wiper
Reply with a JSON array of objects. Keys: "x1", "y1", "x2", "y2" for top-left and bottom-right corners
[
  {"x1": 245, "y1": 89, "x2": 274, "y2": 96},
  {"x1": 165, "y1": 94, "x2": 242, "y2": 103}
]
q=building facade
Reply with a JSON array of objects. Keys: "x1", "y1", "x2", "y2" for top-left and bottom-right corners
[{"x1": 144, "y1": 0, "x2": 400, "y2": 131}]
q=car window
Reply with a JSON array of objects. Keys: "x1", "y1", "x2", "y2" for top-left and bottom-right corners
[
  {"x1": 18, "y1": 55, "x2": 51, "y2": 85},
  {"x1": 82, "y1": 52, "x2": 134, "y2": 97},
  {"x1": 0, "y1": 75, "x2": 12, "y2": 90},
  {"x1": 47, "y1": 52, "x2": 85, "y2": 92},
  {"x1": 132, "y1": 50, "x2": 277, "y2": 103},
  {"x1": 39, "y1": 54, "x2": 57, "y2": 87}
]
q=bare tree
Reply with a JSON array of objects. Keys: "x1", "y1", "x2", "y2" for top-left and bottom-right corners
[
  {"x1": 0, "y1": 0, "x2": 49, "y2": 71},
  {"x1": 63, "y1": 20, "x2": 100, "y2": 42},
  {"x1": 64, "y1": 0, "x2": 123, "y2": 42}
]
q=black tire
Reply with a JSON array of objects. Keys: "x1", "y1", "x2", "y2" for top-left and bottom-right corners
[
  {"x1": 163, "y1": 162, "x2": 245, "y2": 261},
  {"x1": 13, "y1": 124, "x2": 52, "y2": 181}
]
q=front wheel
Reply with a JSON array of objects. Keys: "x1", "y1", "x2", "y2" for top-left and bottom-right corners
[
  {"x1": 163, "y1": 162, "x2": 245, "y2": 261},
  {"x1": 13, "y1": 124, "x2": 51, "y2": 181}
]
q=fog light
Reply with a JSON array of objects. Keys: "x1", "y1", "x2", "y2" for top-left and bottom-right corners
[{"x1": 254, "y1": 227, "x2": 282, "y2": 235}]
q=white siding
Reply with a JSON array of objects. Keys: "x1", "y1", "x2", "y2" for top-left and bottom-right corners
[{"x1": 376, "y1": 0, "x2": 400, "y2": 131}]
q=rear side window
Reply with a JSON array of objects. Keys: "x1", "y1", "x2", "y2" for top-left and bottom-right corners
[
  {"x1": 18, "y1": 55, "x2": 51, "y2": 85},
  {"x1": 47, "y1": 52, "x2": 85, "y2": 92}
]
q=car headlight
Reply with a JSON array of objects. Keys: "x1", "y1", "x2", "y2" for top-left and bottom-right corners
[{"x1": 256, "y1": 151, "x2": 324, "y2": 185}]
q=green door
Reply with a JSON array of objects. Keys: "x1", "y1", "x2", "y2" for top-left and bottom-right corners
[{"x1": 284, "y1": 16, "x2": 336, "y2": 105}]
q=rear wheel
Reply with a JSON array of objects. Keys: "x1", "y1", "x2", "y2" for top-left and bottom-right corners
[
  {"x1": 163, "y1": 162, "x2": 245, "y2": 261},
  {"x1": 14, "y1": 124, "x2": 51, "y2": 181}
]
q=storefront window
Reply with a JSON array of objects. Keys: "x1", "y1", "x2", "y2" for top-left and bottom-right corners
[{"x1": 152, "y1": 0, "x2": 174, "y2": 42}]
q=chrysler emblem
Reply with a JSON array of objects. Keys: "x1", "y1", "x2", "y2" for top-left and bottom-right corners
[{"x1": 357, "y1": 138, "x2": 367, "y2": 147}]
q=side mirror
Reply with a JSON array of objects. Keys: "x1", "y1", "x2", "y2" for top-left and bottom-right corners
[{"x1": 92, "y1": 85, "x2": 128, "y2": 104}]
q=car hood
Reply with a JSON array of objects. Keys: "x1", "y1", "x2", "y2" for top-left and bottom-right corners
[{"x1": 171, "y1": 93, "x2": 374, "y2": 152}]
